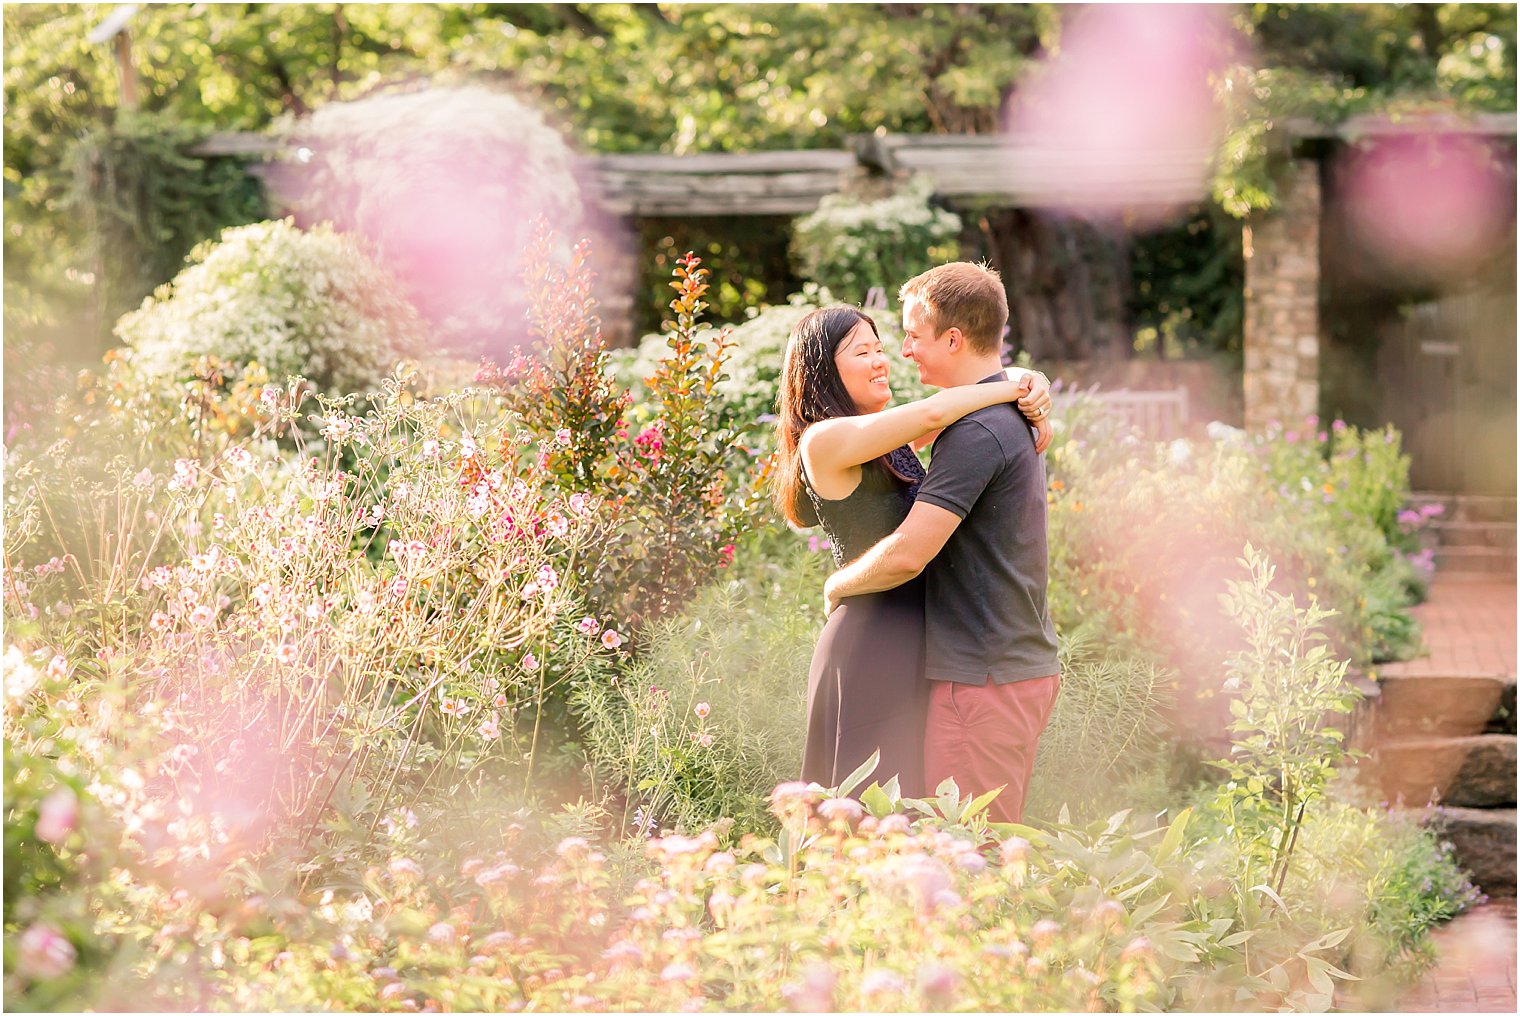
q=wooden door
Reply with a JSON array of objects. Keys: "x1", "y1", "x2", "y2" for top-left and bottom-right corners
[{"x1": 1378, "y1": 292, "x2": 1517, "y2": 495}]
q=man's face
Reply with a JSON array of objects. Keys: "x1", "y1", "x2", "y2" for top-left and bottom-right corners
[{"x1": 900, "y1": 296, "x2": 951, "y2": 388}]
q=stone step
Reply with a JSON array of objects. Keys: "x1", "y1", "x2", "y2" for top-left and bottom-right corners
[
  {"x1": 1435, "y1": 545, "x2": 1517, "y2": 577},
  {"x1": 1429, "y1": 806, "x2": 1517, "y2": 894},
  {"x1": 1432, "y1": 520, "x2": 1519, "y2": 551},
  {"x1": 1375, "y1": 735, "x2": 1517, "y2": 808},
  {"x1": 1375, "y1": 674, "x2": 1515, "y2": 738},
  {"x1": 1411, "y1": 493, "x2": 1518, "y2": 525}
]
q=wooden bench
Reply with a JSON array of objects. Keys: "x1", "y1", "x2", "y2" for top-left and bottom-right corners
[{"x1": 1066, "y1": 386, "x2": 1190, "y2": 440}]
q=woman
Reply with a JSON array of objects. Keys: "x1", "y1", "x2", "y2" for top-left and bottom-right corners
[{"x1": 772, "y1": 306, "x2": 1051, "y2": 797}]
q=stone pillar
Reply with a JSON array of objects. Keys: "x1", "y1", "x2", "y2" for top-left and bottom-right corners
[{"x1": 1243, "y1": 158, "x2": 1321, "y2": 432}]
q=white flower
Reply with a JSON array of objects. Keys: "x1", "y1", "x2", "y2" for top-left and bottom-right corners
[{"x1": 1205, "y1": 420, "x2": 1244, "y2": 443}]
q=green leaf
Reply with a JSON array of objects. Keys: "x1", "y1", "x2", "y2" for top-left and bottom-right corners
[
  {"x1": 960, "y1": 786, "x2": 1004, "y2": 824},
  {"x1": 1154, "y1": 807, "x2": 1192, "y2": 863},
  {"x1": 860, "y1": 782, "x2": 893, "y2": 819},
  {"x1": 836, "y1": 748, "x2": 881, "y2": 798}
]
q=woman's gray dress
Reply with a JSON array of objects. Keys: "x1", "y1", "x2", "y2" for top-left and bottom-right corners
[{"x1": 800, "y1": 446, "x2": 928, "y2": 798}]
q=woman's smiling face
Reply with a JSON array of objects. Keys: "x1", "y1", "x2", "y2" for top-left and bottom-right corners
[{"x1": 833, "y1": 319, "x2": 892, "y2": 414}]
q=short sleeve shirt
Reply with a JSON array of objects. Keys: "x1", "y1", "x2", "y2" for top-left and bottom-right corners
[{"x1": 912, "y1": 373, "x2": 1060, "y2": 685}]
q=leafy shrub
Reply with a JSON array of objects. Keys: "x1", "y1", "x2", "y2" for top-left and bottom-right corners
[
  {"x1": 113, "y1": 219, "x2": 425, "y2": 411},
  {"x1": 1026, "y1": 624, "x2": 1176, "y2": 824},
  {"x1": 274, "y1": 84, "x2": 581, "y2": 352},
  {"x1": 1209, "y1": 546, "x2": 1362, "y2": 906},
  {"x1": 791, "y1": 175, "x2": 961, "y2": 304},
  {"x1": 1287, "y1": 787, "x2": 1482, "y2": 992},
  {"x1": 575, "y1": 531, "x2": 829, "y2": 835},
  {"x1": 482, "y1": 230, "x2": 771, "y2": 625},
  {"x1": 67, "y1": 110, "x2": 268, "y2": 332},
  {"x1": 1045, "y1": 406, "x2": 1424, "y2": 722},
  {"x1": 4, "y1": 369, "x2": 629, "y2": 886},
  {"x1": 613, "y1": 284, "x2": 931, "y2": 460},
  {"x1": 2, "y1": 642, "x2": 98, "y2": 1011}
]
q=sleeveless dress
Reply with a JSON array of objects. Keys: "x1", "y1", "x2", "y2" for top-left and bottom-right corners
[{"x1": 800, "y1": 446, "x2": 928, "y2": 798}]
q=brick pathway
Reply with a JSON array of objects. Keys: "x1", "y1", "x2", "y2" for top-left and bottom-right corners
[
  {"x1": 1398, "y1": 898, "x2": 1517, "y2": 1012},
  {"x1": 1376, "y1": 580, "x2": 1516, "y2": 679},
  {"x1": 1384, "y1": 576, "x2": 1517, "y2": 1013}
]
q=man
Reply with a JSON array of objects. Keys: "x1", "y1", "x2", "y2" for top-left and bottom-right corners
[{"x1": 822, "y1": 261, "x2": 1060, "y2": 825}]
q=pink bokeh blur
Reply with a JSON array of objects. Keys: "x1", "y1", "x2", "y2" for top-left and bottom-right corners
[
  {"x1": 266, "y1": 85, "x2": 590, "y2": 357},
  {"x1": 1005, "y1": 4, "x2": 1244, "y2": 229},
  {"x1": 1336, "y1": 128, "x2": 1517, "y2": 283}
]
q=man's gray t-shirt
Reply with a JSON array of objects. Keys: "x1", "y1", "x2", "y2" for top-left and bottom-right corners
[{"x1": 912, "y1": 373, "x2": 1060, "y2": 685}]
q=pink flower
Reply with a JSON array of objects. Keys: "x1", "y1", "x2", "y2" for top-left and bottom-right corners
[
  {"x1": 1000, "y1": 836, "x2": 1032, "y2": 865},
  {"x1": 718, "y1": 543, "x2": 736, "y2": 567},
  {"x1": 440, "y1": 696, "x2": 469, "y2": 718},
  {"x1": 556, "y1": 836, "x2": 590, "y2": 858},
  {"x1": 521, "y1": 653, "x2": 539, "y2": 673},
  {"x1": 275, "y1": 644, "x2": 298, "y2": 666},
  {"x1": 601, "y1": 629, "x2": 623, "y2": 650},
  {"x1": 861, "y1": 970, "x2": 906, "y2": 996},
  {"x1": 546, "y1": 512, "x2": 570, "y2": 538},
  {"x1": 148, "y1": 612, "x2": 173, "y2": 634},
  {"x1": 492, "y1": 692, "x2": 508, "y2": 709},
  {"x1": 917, "y1": 963, "x2": 959, "y2": 1005},
  {"x1": 535, "y1": 565, "x2": 558, "y2": 591},
  {"x1": 46, "y1": 655, "x2": 68, "y2": 680},
  {"x1": 769, "y1": 781, "x2": 821, "y2": 820},
  {"x1": 696, "y1": 732, "x2": 715, "y2": 748},
  {"x1": 478, "y1": 713, "x2": 501, "y2": 740},
  {"x1": 694, "y1": 702, "x2": 711, "y2": 720},
  {"x1": 34, "y1": 787, "x2": 78, "y2": 844},
  {"x1": 387, "y1": 857, "x2": 423, "y2": 881},
  {"x1": 578, "y1": 617, "x2": 600, "y2": 636},
  {"x1": 189, "y1": 605, "x2": 215, "y2": 627},
  {"x1": 817, "y1": 797, "x2": 864, "y2": 824},
  {"x1": 555, "y1": 428, "x2": 572, "y2": 447},
  {"x1": 16, "y1": 923, "x2": 75, "y2": 981}
]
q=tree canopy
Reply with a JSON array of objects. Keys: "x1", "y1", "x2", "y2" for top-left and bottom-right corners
[{"x1": 5, "y1": 3, "x2": 1514, "y2": 355}]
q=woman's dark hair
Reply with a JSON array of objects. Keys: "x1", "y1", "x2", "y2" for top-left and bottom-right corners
[{"x1": 771, "y1": 306, "x2": 916, "y2": 527}]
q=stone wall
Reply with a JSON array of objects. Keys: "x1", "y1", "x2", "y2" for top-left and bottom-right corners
[{"x1": 1243, "y1": 158, "x2": 1321, "y2": 432}]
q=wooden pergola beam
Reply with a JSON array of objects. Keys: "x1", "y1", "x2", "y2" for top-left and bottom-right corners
[{"x1": 188, "y1": 120, "x2": 1517, "y2": 217}]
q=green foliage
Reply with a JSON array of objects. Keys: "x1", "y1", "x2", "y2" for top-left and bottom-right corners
[
  {"x1": 1287, "y1": 787, "x2": 1482, "y2": 986},
  {"x1": 614, "y1": 285, "x2": 931, "y2": 461},
  {"x1": 112, "y1": 218, "x2": 427, "y2": 420},
  {"x1": 791, "y1": 176, "x2": 962, "y2": 306},
  {"x1": 575, "y1": 532, "x2": 828, "y2": 835},
  {"x1": 1026, "y1": 626, "x2": 1176, "y2": 824},
  {"x1": 486, "y1": 231, "x2": 772, "y2": 626},
  {"x1": 1045, "y1": 406, "x2": 1424, "y2": 712},
  {"x1": 67, "y1": 111, "x2": 268, "y2": 335},
  {"x1": 1210, "y1": 545, "x2": 1362, "y2": 905},
  {"x1": 633, "y1": 216, "x2": 798, "y2": 336},
  {"x1": 1129, "y1": 205, "x2": 1246, "y2": 359}
]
